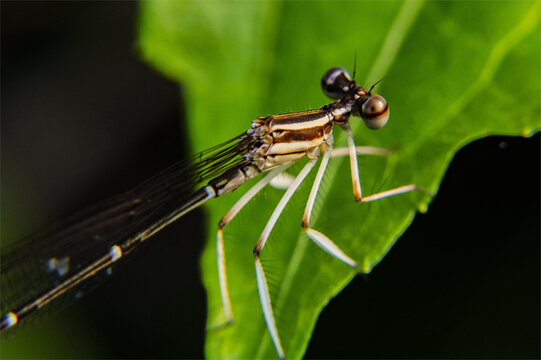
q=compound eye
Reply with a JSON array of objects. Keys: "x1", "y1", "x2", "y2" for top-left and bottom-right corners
[
  {"x1": 321, "y1": 67, "x2": 353, "y2": 100},
  {"x1": 361, "y1": 95, "x2": 389, "y2": 129}
]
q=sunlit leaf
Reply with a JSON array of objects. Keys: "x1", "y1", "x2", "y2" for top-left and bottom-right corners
[{"x1": 138, "y1": 1, "x2": 540, "y2": 358}]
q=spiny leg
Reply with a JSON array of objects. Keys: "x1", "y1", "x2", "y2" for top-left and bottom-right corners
[
  {"x1": 343, "y1": 124, "x2": 428, "y2": 202},
  {"x1": 301, "y1": 126, "x2": 430, "y2": 274},
  {"x1": 254, "y1": 158, "x2": 319, "y2": 360},
  {"x1": 302, "y1": 144, "x2": 360, "y2": 270},
  {"x1": 215, "y1": 167, "x2": 287, "y2": 327}
]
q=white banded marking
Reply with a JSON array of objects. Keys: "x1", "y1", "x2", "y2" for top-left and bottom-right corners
[
  {"x1": 269, "y1": 113, "x2": 331, "y2": 131},
  {"x1": 109, "y1": 245, "x2": 123, "y2": 262},
  {"x1": 2, "y1": 312, "x2": 18, "y2": 329},
  {"x1": 46, "y1": 256, "x2": 70, "y2": 277}
]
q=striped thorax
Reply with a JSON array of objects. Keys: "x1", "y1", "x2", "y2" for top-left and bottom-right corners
[{"x1": 209, "y1": 67, "x2": 390, "y2": 198}]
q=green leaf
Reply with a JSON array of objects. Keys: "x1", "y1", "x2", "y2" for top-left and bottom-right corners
[{"x1": 138, "y1": 1, "x2": 540, "y2": 358}]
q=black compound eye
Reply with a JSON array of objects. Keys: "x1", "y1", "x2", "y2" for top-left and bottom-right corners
[
  {"x1": 321, "y1": 67, "x2": 353, "y2": 100},
  {"x1": 361, "y1": 95, "x2": 389, "y2": 130}
]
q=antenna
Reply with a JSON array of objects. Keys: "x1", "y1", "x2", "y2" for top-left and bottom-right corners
[
  {"x1": 352, "y1": 51, "x2": 358, "y2": 80},
  {"x1": 369, "y1": 77, "x2": 385, "y2": 94}
]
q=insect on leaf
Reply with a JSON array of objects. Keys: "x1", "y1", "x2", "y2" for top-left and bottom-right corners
[{"x1": 139, "y1": 1, "x2": 540, "y2": 358}]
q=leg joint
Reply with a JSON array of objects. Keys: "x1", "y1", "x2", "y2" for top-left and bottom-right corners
[{"x1": 253, "y1": 247, "x2": 261, "y2": 257}]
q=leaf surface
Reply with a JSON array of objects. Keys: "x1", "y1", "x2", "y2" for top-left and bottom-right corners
[{"x1": 138, "y1": 1, "x2": 540, "y2": 358}]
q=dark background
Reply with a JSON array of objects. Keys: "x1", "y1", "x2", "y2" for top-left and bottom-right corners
[{"x1": 1, "y1": 2, "x2": 539, "y2": 358}]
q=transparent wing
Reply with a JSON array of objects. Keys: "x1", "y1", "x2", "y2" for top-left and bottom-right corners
[{"x1": 0, "y1": 131, "x2": 257, "y2": 334}]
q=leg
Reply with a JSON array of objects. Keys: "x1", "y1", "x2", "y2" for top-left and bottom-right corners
[
  {"x1": 343, "y1": 124, "x2": 428, "y2": 202},
  {"x1": 330, "y1": 145, "x2": 392, "y2": 158},
  {"x1": 268, "y1": 147, "x2": 390, "y2": 191},
  {"x1": 301, "y1": 128, "x2": 430, "y2": 273},
  {"x1": 254, "y1": 159, "x2": 319, "y2": 360},
  {"x1": 358, "y1": 184, "x2": 429, "y2": 203},
  {"x1": 269, "y1": 172, "x2": 296, "y2": 190},
  {"x1": 216, "y1": 167, "x2": 286, "y2": 326},
  {"x1": 344, "y1": 123, "x2": 364, "y2": 201},
  {"x1": 302, "y1": 144, "x2": 359, "y2": 270}
]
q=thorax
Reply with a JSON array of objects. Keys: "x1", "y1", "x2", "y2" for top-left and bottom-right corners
[{"x1": 247, "y1": 106, "x2": 341, "y2": 172}]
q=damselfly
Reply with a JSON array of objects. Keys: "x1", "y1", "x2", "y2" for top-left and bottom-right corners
[{"x1": 1, "y1": 67, "x2": 426, "y2": 359}]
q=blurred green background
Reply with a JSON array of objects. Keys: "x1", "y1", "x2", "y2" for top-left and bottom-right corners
[{"x1": 1, "y1": 1, "x2": 539, "y2": 359}]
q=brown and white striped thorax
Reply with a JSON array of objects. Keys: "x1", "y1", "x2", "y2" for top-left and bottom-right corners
[
  {"x1": 209, "y1": 99, "x2": 358, "y2": 197},
  {"x1": 245, "y1": 100, "x2": 356, "y2": 172}
]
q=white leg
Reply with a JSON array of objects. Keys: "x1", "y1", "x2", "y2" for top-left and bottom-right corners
[
  {"x1": 344, "y1": 124, "x2": 364, "y2": 201},
  {"x1": 342, "y1": 125, "x2": 428, "y2": 202},
  {"x1": 330, "y1": 146, "x2": 392, "y2": 158},
  {"x1": 255, "y1": 256, "x2": 284, "y2": 360},
  {"x1": 269, "y1": 172, "x2": 296, "y2": 190},
  {"x1": 216, "y1": 167, "x2": 286, "y2": 325},
  {"x1": 302, "y1": 179, "x2": 424, "y2": 272},
  {"x1": 253, "y1": 158, "x2": 318, "y2": 360},
  {"x1": 301, "y1": 130, "x2": 430, "y2": 274},
  {"x1": 358, "y1": 184, "x2": 430, "y2": 203},
  {"x1": 302, "y1": 144, "x2": 359, "y2": 270},
  {"x1": 253, "y1": 160, "x2": 318, "y2": 255}
]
